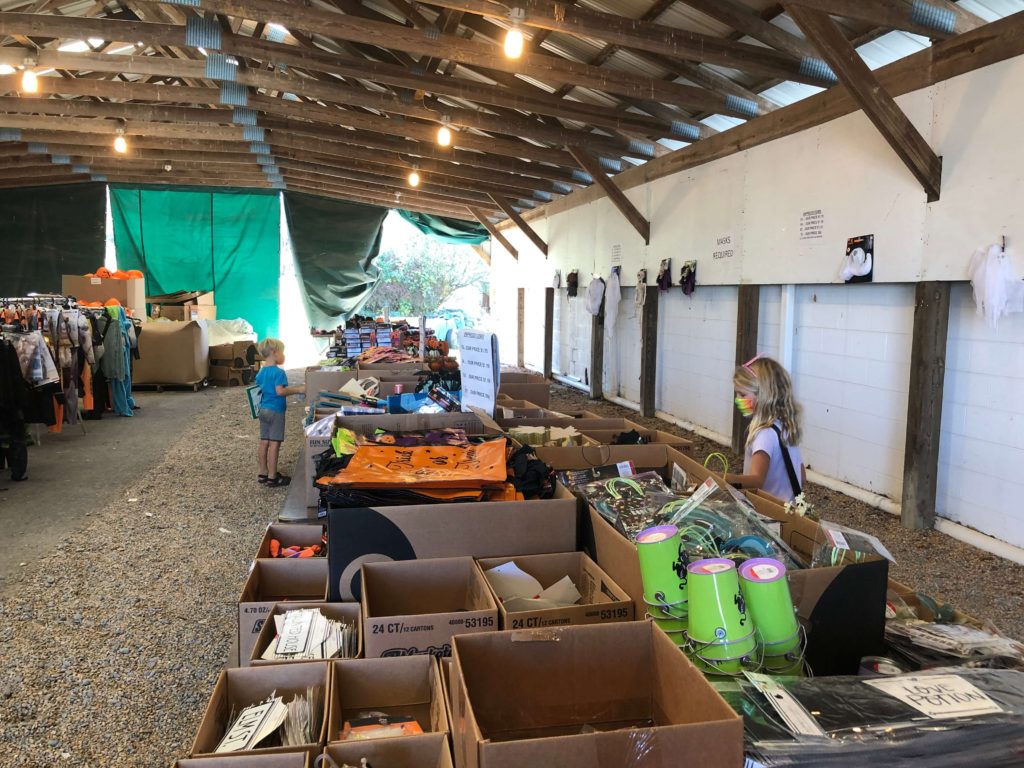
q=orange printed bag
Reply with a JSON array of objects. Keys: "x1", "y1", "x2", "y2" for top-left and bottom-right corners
[{"x1": 320, "y1": 438, "x2": 508, "y2": 489}]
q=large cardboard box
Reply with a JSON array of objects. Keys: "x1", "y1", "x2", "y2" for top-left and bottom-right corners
[
  {"x1": 306, "y1": 366, "x2": 425, "y2": 398},
  {"x1": 211, "y1": 340, "x2": 259, "y2": 368},
  {"x1": 256, "y1": 522, "x2": 325, "y2": 559},
  {"x1": 580, "y1": 427, "x2": 693, "y2": 455},
  {"x1": 190, "y1": 662, "x2": 328, "y2": 760},
  {"x1": 451, "y1": 623, "x2": 743, "y2": 768},
  {"x1": 209, "y1": 363, "x2": 254, "y2": 387},
  {"x1": 327, "y1": 656, "x2": 448, "y2": 743},
  {"x1": 133, "y1": 320, "x2": 210, "y2": 386},
  {"x1": 307, "y1": 411, "x2": 503, "y2": 508},
  {"x1": 497, "y1": 372, "x2": 549, "y2": 407},
  {"x1": 148, "y1": 289, "x2": 215, "y2": 306},
  {"x1": 326, "y1": 499, "x2": 578, "y2": 601},
  {"x1": 497, "y1": 416, "x2": 643, "y2": 431},
  {"x1": 156, "y1": 303, "x2": 217, "y2": 322},
  {"x1": 477, "y1": 553, "x2": 633, "y2": 629},
  {"x1": 175, "y1": 755, "x2": 308, "y2": 767},
  {"x1": 237, "y1": 559, "x2": 329, "y2": 667},
  {"x1": 324, "y1": 733, "x2": 453, "y2": 768},
  {"x1": 250, "y1": 601, "x2": 362, "y2": 666},
  {"x1": 63, "y1": 274, "x2": 146, "y2": 317},
  {"x1": 361, "y1": 557, "x2": 498, "y2": 658}
]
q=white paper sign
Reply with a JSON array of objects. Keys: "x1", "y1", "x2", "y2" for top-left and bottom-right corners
[
  {"x1": 459, "y1": 330, "x2": 499, "y2": 417},
  {"x1": 712, "y1": 233, "x2": 735, "y2": 260},
  {"x1": 799, "y1": 209, "x2": 825, "y2": 240},
  {"x1": 865, "y1": 674, "x2": 1004, "y2": 719},
  {"x1": 610, "y1": 243, "x2": 623, "y2": 265}
]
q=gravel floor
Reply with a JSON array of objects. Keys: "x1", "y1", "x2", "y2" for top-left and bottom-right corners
[
  {"x1": 549, "y1": 384, "x2": 1024, "y2": 642},
  {"x1": 0, "y1": 381, "x2": 302, "y2": 766}
]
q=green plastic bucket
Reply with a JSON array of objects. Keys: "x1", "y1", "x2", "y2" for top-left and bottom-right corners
[
  {"x1": 739, "y1": 558, "x2": 801, "y2": 660},
  {"x1": 636, "y1": 524, "x2": 687, "y2": 621},
  {"x1": 685, "y1": 558, "x2": 756, "y2": 675}
]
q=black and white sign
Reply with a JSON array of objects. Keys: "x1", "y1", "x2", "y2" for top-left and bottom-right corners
[
  {"x1": 458, "y1": 330, "x2": 500, "y2": 417},
  {"x1": 865, "y1": 674, "x2": 1004, "y2": 719},
  {"x1": 799, "y1": 209, "x2": 825, "y2": 240}
]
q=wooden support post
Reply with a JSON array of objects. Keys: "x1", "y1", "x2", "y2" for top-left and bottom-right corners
[
  {"x1": 517, "y1": 287, "x2": 526, "y2": 368},
  {"x1": 419, "y1": 315, "x2": 427, "y2": 362},
  {"x1": 901, "y1": 281, "x2": 951, "y2": 530},
  {"x1": 639, "y1": 285, "x2": 659, "y2": 417},
  {"x1": 568, "y1": 146, "x2": 651, "y2": 244},
  {"x1": 732, "y1": 285, "x2": 760, "y2": 454},
  {"x1": 543, "y1": 287, "x2": 555, "y2": 379},
  {"x1": 490, "y1": 194, "x2": 549, "y2": 257},
  {"x1": 589, "y1": 299, "x2": 605, "y2": 400},
  {"x1": 786, "y1": 4, "x2": 942, "y2": 202}
]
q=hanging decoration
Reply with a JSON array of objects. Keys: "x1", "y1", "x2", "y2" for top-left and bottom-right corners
[
  {"x1": 635, "y1": 267, "x2": 647, "y2": 317},
  {"x1": 657, "y1": 258, "x2": 672, "y2": 291},
  {"x1": 680, "y1": 260, "x2": 697, "y2": 296}
]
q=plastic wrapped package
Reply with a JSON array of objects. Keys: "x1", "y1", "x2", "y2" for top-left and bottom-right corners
[
  {"x1": 812, "y1": 520, "x2": 895, "y2": 569},
  {"x1": 578, "y1": 472, "x2": 676, "y2": 538},
  {"x1": 719, "y1": 669, "x2": 1024, "y2": 766}
]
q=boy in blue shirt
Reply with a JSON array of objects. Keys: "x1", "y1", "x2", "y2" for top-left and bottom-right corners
[{"x1": 255, "y1": 339, "x2": 305, "y2": 487}]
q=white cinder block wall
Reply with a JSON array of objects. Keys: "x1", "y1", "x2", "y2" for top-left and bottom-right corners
[
  {"x1": 604, "y1": 286, "x2": 643, "y2": 403},
  {"x1": 938, "y1": 285, "x2": 1024, "y2": 550},
  {"x1": 552, "y1": 288, "x2": 593, "y2": 384}
]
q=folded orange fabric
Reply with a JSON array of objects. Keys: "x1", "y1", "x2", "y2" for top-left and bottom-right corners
[{"x1": 319, "y1": 438, "x2": 508, "y2": 489}]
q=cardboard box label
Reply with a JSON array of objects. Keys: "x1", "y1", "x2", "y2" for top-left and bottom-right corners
[{"x1": 365, "y1": 613, "x2": 496, "y2": 658}]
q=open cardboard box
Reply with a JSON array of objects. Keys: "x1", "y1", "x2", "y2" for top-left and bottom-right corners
[
  {"x1": 451, "y1": 622, "x2": 742, "y2": 768},
  {"x1": 497, "y1": 416, "x2": 643, "y2": 431},
  {"x1": 477, "y1": 552, "x2": 633, "y2": 629},
  {"x1": 361, "y1": 557, "x2": 498, "y2": 658},
  {"x1": 250, "y1": 601, "x2": 362, "y2": 666},
  {"x1": 497, "y1": 372, "x2": 549, "y2": 407},
  {"x1": 237, "y1": 559, "x2": 329, "y2": 667},
  {"x1": 887, "y1": 577, "x2": 983, "y2": 628},
  {"x1": 439, "y1": 656, "x2": 454, "y2": 732},
  {"x1": 190, "y1": 662, "x2": 329, "y2": 760},
  {"x1": 256, "y1": 522, "x2": 326, "y2": 559},
  {"x1": 63, "y1": 273, "x2": 146, "y2": 316},
  {"x1": 579, "y1": 427, "x2": 693, "y2": 455},
  {"x1": 323, "y1": 732, "x2": 453, "y2": 768},
  {"x1": 306, "y1": 411, "x2": 502, "y2": 508},
  {"x1": 133, "y1": 320, "x2": 210, "y2": 386},
  {"x1": 175, "y1": 754, "x2": 309, "y2": 767},
  {"x1": 326, "y1": 499, "x2": 577, "y2": 601},
  {"x1": 327, "y1": 656, "x2": 448, "y2": 743},
  {"x1": 305, "y1": 366, "x2": 426, "y2": 398}
]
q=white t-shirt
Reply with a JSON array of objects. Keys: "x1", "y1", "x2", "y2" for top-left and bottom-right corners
[{"x1": 744, "y1": 422, "x2": 804, "y2": 502}]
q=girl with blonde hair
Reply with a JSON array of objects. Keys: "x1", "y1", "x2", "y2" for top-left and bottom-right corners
[{"x1": 724, "y1": 355, "x2": 807, "y2": 502}]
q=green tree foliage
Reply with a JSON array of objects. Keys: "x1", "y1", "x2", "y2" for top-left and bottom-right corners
[{"x1": 365, "y1": 230, "x2": 489, "y2": 317}]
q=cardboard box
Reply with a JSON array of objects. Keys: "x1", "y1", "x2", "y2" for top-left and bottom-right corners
[
  {"x1": 211, "y1": 340, "x2": 258, "y2": 368},
  {"x1": 63, "y1": 273, "x2": 146, "y2": 317},
  {"x1": 579, "y1": 427, "x2": 693, "y2": 455},
  {"x1": 157, "y1": 303, "x2": 217, "y2": 322},
  {"x1": 324, "y1": 732, "x2": 453, "y2": 768},
  {"x1": 148, "y1": 289, "x2": 215, "y2": 306},
  {"x1": 132, "y1": 320, "x2": 210, "y2": 386},
  {"x1": 439, "y1": 656, "x2": 454, "y2": 731},
  {"x1": 237, "y1": 559, "x2": 329, "y2": 667},
  {"x1": 497, "y1": 416, "x2": 643, "y2": 431},
  {"x1": 306, "y1": 367, "x2": 425, "y2": 398},
  {"x1": 210, "y1": 364, "x2": 255, "y2": 387},
  {"x1": 250, "y1": 601, "x2": 362, "y2": 666},
  {"x1": 327, "y1": 656, "x2": 448, "y2": 743},
  {"x1": 256, "y1": 522, "x2": 325, "y2": 560},
  {"x1": 326, "y1": 499, "x2": 578, "y2": 601},
  {"x1": 451, "y1": 623, "x2": 743, "y2": 768},
  {"x1": 190, "y1": 662, "x2": 328, "y2": 759},
  {"x1": 361, "y1": 557, "x2": 499, "y2": 658},
  {"x1": 306, "y1": 411, "x2": 502, "y2": 508},
  {"x1": 497, "y1": 372, "x2": 549, "y2": 407},
  {"x1": 477, "y1": 553, "x2": 633, "y2": 629},
  {"x1": 175, "y1": 754, "x2": 308, "y2": 768}
]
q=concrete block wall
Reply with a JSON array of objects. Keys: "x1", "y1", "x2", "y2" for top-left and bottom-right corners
[
  {"x1": 522, "y1": 287, "x2": 546, "y2": 371},
  {"x1": 552, "y1": 288, "x2": 593, "y2": 383},
  {"x1": 787, "y1": 284, "x2": 915, "y2": 501},
  {"x1": 604, "y1": 286, "x2": 642, "y2": 403},
  {"x1": 938, "y1": 284, "x2": 1024, "y2": 550}
]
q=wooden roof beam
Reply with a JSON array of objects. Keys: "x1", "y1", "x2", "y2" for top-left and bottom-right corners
[
  {"x1": 787, "y1": 4, "x2": 941, "y2": 201},
  {"x1": 569, "y1": 146, "x2": 650, "y2": 244},
  {"x1": 470, "y1": 206, "x2": 518, "y2": 259},
  {"x1": 489, "y1": 193, "x2": 547, "y2": 256},
  {"x1": 786, "y1": 0, "x2": 978, "y2": 39}
]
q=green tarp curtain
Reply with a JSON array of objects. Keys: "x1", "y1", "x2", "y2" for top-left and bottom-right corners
[
  {"x1": 397, "y1": 209, "x2": 488, "y2": 245},
  {"x1": 282, "y1": 192, "x2": 388, "y2": 329},
  {"x1": 110, "y1": 185, "x2": 280, "y2": 338},
  {"x1": 0, "y1": 183, "x2": 106, "y2": 296}
]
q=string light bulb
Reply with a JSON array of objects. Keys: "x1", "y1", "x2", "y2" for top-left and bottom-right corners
[
  {"x1": 437, "y1": 124, "x2": 452, "y2": 147},
  {"x1": 408, "y1": 168, "x2": 421, "y2": 187},
  {"x1": 504, "y1": 8, "x2": 526, "y2": 59},
  {"x1": 114, "y1": 125, "x2": 127, "y2": 154},
  {"x1": 21, "y1": 56, "x2": 38, "y2": 93}
]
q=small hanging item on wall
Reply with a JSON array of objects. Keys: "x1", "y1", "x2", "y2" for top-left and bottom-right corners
[
  {"x1": 657, "y1": 258, "x2": 672, "y2": 291},
  {"x1": 840, "y1": 234, "x2": 874, "y2": 283},
  {"x1": 566, "y1": 269, "x2": 579, "y2": 298},
  {"x1": 635, "y1": 268, "x2": 648, "y2": 316},
  {"x1": 605, "y1": 266, "x2": 622, "y2": 334},
  {"x1": 585, "y1": 275, "x2": 606, "y2": 316},
  {"x1": 680, "y1": 260, "x2": 697, "y2": 296},
  {"x1": 968, "y1": 237, "x2": 1024, "y2": 330},
  {"x1": 552, "y1": 269, "x2": 561, "y2": 289}
]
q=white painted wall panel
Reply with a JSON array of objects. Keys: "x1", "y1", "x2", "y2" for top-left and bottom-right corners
[
  {"x1": 604, "y1": 286, "x2": 643, "y2": 403},
  {"x1": 938, "y1": 284, "x2": 1024, "y2": 549}
]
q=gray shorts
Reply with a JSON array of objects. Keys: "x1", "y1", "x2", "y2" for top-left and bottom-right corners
[{"x1": 259, "y1": 408, "x2": 286, "y2": 442}]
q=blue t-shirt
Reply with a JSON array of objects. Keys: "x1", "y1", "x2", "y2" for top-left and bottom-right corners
[{"x1": 256, "y1": 365, "x2": 289, "y2": 413}]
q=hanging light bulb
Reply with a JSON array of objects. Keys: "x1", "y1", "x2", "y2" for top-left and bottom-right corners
[
  {"x1": 114, "y1": 125, "x2": 128, "y2": 154},
  {"x1": 504, "y1": 8, "x2": 526, "y2": 59},
  {"x1": 20, "y1": 56, "x2": 39, "y2": 93},
  {"x1": 408, "y1": 168, "x2": 421, "y2": 188},
  {"x1": 437, "y1": 124, "x2": 452, "y2": 147}
]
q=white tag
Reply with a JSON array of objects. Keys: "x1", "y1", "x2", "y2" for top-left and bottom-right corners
[
  {"x1": 750, "y1": 563, "x2": 780, "y2": 581},
  {"x1": 616, "y1": 460, "x2": 635, "y2": 477},
  {"x1": 744, "y1": 673, "x2": 826, "y2": 737},
  {"x1": 826, "y1": 528, "x2": 850, "y2": 550},
  {"x1": 865, "y1": 674, "x2": 1004, "y2": 719},
  {"x1": 90, "y1": 277, "x2": 101, "y2": 285}
]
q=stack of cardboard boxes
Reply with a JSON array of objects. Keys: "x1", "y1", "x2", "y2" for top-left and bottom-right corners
[
  {"x1": 149, "y1": 290, "x2": 217, "y2": 322},
  {"x1": 210, "y1": 341, "x2": 260, "y2": 387}
]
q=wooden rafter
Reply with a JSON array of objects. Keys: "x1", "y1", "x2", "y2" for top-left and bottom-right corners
[
  {"x1": 786, "y1": 0, "x2": 978, "y2": 39},
  {"x1": 489, "y1": 193, "x2": 547, "y2": 256},
  {"x1": 787, "y1": 4, "x2": 942, "y2": 201},
  {"x1": 470, "y1": 206, "x2": 518, "y2": 259},
  {"x1": 568, "y1": 146, "x2": 650, "y2": 244}
]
